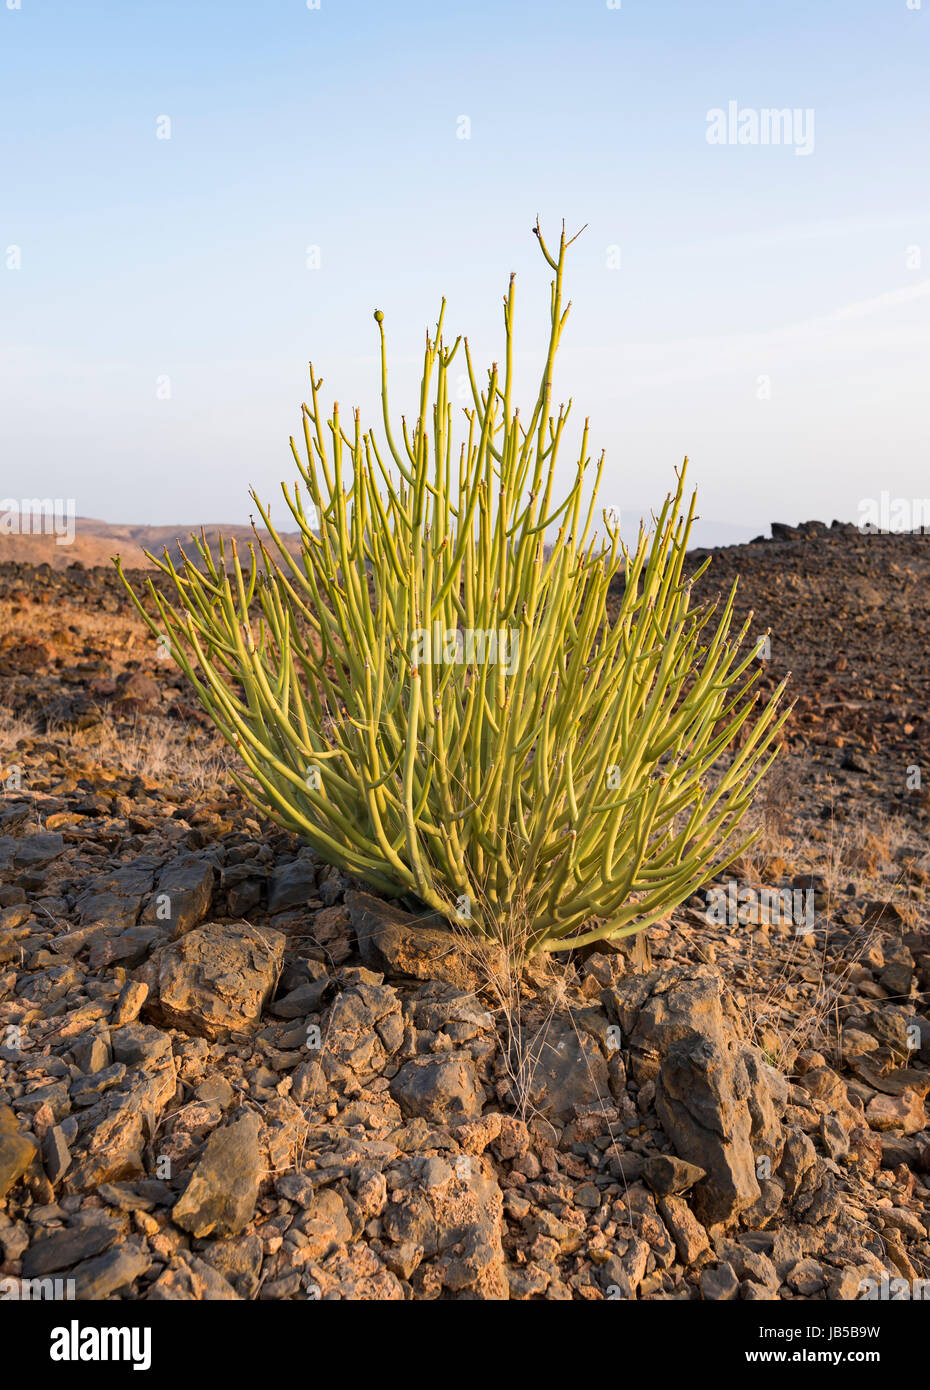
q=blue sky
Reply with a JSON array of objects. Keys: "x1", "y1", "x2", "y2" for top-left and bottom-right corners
[{"x1": 2, "y1": 0, "x2": 928, "y2": 543}]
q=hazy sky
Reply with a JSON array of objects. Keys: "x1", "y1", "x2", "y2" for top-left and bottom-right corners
[{"x1": 2, "y1": 0, "x2": 928, "y2": 544}]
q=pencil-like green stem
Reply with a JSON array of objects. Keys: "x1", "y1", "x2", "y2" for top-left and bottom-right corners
[{"x1": 114, "y1": 221, "x2": 787, "y2": 956}]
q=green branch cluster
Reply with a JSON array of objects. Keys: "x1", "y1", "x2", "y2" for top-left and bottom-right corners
[{"x1": 116, "y1": 222, "x2": 789, "y2": 956}]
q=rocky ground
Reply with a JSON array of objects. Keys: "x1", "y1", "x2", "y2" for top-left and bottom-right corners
[{"x1": 0, "y1": 524, "x2": 928, "y2": 1302}]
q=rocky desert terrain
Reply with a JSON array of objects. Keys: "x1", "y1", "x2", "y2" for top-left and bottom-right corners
[{"x1": 0, "y1": 521, "x2": 928, "y2": 1303}]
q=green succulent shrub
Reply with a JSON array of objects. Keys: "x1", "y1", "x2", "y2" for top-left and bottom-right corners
[{"x1": 116, "y1": 222, "x2": 789, "y2": 956}]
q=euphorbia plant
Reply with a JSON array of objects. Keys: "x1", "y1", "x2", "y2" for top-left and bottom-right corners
[{"x1": 116, "y1": 221, "x2": 789, "y2": 955}]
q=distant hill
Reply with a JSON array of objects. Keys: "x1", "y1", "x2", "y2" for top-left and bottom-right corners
[
  {"x1": 0, "y1": 511, "x2": 809, "y2": 571},
  {"x1": 2, "y1": 510, "x2": 770, "y2": 572},
  {"x1": 0, "y1": 518, "x2": 306, "y2": 571},
  {"x1": 615, "y1": 510, "x2": 764, "y2": 552}
]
